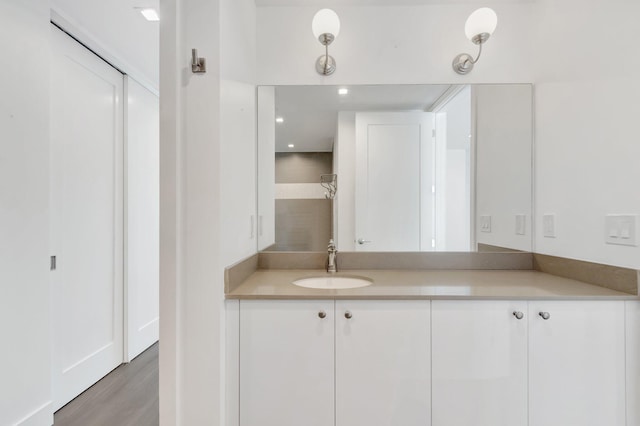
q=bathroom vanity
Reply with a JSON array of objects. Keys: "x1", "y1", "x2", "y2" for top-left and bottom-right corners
[
  {"x1": 225, "y1": 255, "x2": 639, "y2": 426},
  {"x1": 234, "y1": 82, "x2": 640, "y2": 426}
]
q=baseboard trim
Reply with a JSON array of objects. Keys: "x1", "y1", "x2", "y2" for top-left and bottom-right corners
[{"x1": 14, "y1": 401, "x2": 53, "y2": 426}]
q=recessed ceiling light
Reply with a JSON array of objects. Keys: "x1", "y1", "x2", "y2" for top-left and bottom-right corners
[
  {"x1": 338, "y1": 88, "x2": 349, "y2": 95},
  {"x1": 276, "y1": 117, "x2": 284, "y2": 123},
  {"x1": 288, "y1": 144, "x2": 295, "y2": 148},
  {"x1": 140, "y1": 8, "x2": 159, "y2": 21}
]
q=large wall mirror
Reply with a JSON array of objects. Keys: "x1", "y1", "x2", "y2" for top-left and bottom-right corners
[{"x1": 257, "y1": 84, "x2": 533, "y2": 253}]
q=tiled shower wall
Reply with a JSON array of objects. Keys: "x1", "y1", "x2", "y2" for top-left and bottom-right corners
[{"x1": 274, "y1": 152, "x2": 332, "y2": 251}]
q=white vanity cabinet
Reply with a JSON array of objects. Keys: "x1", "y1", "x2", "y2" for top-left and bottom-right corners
[
  {"x1": 528, "y1": 301, "x2": 626, "y2": 426},
  {"x1": 626, "y1": 301, "x2": 640, "y2": 426},
  {"x1": 431, "y1": 300, "x2": 528, "y2": 426},
  {"x1": 235, "y1": 298, "x2": 630, "y2": 426},
  {"x1": 335, "y1": 300, "x2": 431, "y2": 426},
  {"x1": 239, "y1": 300, "x2": 335, "y2": 426},
  {"x1": 238, "y1": 299, "x2": 431, "y2": 426},
  {"x1": 430, "y1": 300, "x2": 627, "y2": 426}
]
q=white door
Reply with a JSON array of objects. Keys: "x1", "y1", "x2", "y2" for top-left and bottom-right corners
[
  {"x1": 125, "y1": 76, "x2": 160, "y2": 361},
  {"x1": 335, "y1": 300, "x2": 431, "y2": 426},
  {"x1": 240, "y1": 300, "x2": 334, "y2": 426},
  {"x1": 50, "y1": 26, "x2": 124, "y2": 410},
  {"x1": 431, "y1": 300, "x2": 527, "y2": 426},
  {"x1": 355, "y1": 112, "x2": 435, "y2": 251},
  {"x1": 529, "y1": 301, "x2": 625, "y2": 426}
]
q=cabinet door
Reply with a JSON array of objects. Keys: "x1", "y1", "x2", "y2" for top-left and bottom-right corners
[
  {"x1": 529, "y1": 301, "x2": 625, "y2": 426},
  {"x1": 239, "y1": 300, "x2": 334, "y2": 426},
  {"x1": 432, "y1": 300, "x2": 527, "y2": 426},
  {"x1": 627, "y1": 301, "x2": 640, "y2": 426},
  {"x1": 335, "y1": 300, "x2": 431, "y2": 426}
]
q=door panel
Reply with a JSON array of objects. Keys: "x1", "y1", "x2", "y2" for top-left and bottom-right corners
[
  {"x1": 335, "y1": 300, "x2": 431, "y2": 426},
  {"x1": 528, "y1": 301, "x2": 625, "y2": 426},
  {"x1": 125, "y1": 76, "x2": 160, "y2": 361},
  {"x1": 50, "y1": 26, "x2": 124, "y2": 410},
  {"x1": 355, "y1": 112, "x2": 435, "y2": 251},
  {"x1": 240, "y1": 300, "x2": 334, "y2": 426},
  {"x1": 432, "y1": 300, "x2": 527, "y2": 426}
]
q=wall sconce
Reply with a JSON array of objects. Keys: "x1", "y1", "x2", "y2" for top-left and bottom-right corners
[
  {"x1": 312, "y1": 9, "x2": 340, "y2": 76},
  {"x1": 452, "y1": 8, "x2": 498, "y2": 75}
]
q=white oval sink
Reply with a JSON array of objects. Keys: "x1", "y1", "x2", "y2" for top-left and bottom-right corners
[{"x1": 292, "y1": 275, "x2": 372, "y2": 290}]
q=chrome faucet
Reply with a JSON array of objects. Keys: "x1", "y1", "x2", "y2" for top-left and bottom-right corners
[{"x1": 327, "y1": 239, "x2": 337, "y2": 273}]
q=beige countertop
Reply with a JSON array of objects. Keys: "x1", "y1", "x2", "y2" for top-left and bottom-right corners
[{"x1": 226, "y1": 269, "x2": 638, "y2": 300}]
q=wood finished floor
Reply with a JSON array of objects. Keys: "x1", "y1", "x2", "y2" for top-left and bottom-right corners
[{"x1": 54, "y1": 343, "x2": 159, "y2": 426}]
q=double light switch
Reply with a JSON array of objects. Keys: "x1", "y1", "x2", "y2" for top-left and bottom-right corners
[{"x1": 605, "y1": 215, "x2": 638, "y2": 246}]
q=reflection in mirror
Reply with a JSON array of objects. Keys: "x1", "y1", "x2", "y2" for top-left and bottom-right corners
[{"x1": 257, "y1": 84, "x2": 532, "y2": 253}]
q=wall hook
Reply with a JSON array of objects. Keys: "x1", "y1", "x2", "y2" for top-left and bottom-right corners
[{"x1": 191, "y1": 48, "x2": 206, "y2": 73}]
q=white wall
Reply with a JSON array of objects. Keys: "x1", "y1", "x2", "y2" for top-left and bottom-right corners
[
  {"x1": 126, "y1": 76, "x2": 160, "y2": 362},
  {"x1": 0, "y1": 0, "x2": 53, "y2": 425},
  {"x1": 257, "y1": 86, "x2": 276, "y2": 250},
  {"x1": 533, "y1": 0, "x2": 640, "y2": 268},
  {"x1": 220, "y1": 80, "x2": 257, "y2": 265},
  {"x1": 159, "y1": 0, "x2": 223, "y2": 423},
  {"x1": 257, "y1": 4, "x2": 535, "y2": 85},
  {"x1": 220, "y1": 0, "x2": 257, "y2": 266},
  {"x1": 334, "y1": 111, "x2": 356, "y2": 251},
  {"x1": 435, "y1": 86, "x2": 471, "y2": 251},
  {"x1": 475, "y1": 84, "x2": 532, "y2": 251},
  {"x1": 160, "y1": 0, "x2": 256, "y2": 424}
]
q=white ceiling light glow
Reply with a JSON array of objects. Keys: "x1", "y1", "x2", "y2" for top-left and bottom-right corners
[
  {"x1": 140, "y1": 8, "x2": 159, "y2": 21},
  {"x1": 276, "y1": 117, "x2": 284, "y2": 123},
  {"x1": 288, "y1": 144, "x2": 295, "y2": 148},
  {"x1": 338, "y1": 88, "x2": 349, "y2": 95}
]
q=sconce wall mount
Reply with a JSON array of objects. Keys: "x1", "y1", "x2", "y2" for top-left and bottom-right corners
[
  {"x1": 316, "y1": 33, "x2": 336, "y2": 75},
  {"x1": 312, "y1": 9, "x2": 340, "y2": 76},
  {"x1": 452, "y1": 8, "x2": 497, "y2": 75}
]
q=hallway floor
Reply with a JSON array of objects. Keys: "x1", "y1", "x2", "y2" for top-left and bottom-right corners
[{"x1": 54, "y1": 343, "x2": 159, "y2": 426}]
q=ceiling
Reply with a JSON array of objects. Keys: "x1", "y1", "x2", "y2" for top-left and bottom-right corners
[
  {"x1": 274, "y1": 84, "x2": 452, "y2": 152},
  {"x1": 51, "y1": 0, "x2": 159, "y2": 89}
]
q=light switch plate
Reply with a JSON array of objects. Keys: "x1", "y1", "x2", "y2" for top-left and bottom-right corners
[
  {"x1": 515, "y1": 215, "x2": 526, "y2": 235},
  {"x1": 480, "y1": 215, "x2": 491, "y2": 233},
  {"x1": 605, "y1": 214, "x2": 638, "y2": 246},
  {"x1": 543, "y1": 214, "x2": 556, "y2": 238}
]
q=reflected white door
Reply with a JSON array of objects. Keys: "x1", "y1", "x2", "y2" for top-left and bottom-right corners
[
  {"x1": 355, "y1": 112, "x2": 435, "y2": 251},
  {"x1": 50, "y1": 26, "x2": 124, "y2": 410}
]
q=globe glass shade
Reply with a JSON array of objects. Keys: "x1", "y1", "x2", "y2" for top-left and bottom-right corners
[
  {"x1": 312, "y1": 9, "x2": 341, "y2": 40},
  {"x1": 464, "y1": 7, "x2": 497, "y2": 41}
]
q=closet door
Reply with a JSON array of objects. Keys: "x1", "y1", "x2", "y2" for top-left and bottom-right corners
[{"x1": 50, "y1": 26, "x2": 124, "y2": 410}]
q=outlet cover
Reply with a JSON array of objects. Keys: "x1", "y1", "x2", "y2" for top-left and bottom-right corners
[
  {"x1": 480, "y1": 215, "x2": 491, "y2": 233},
  {"x1": 515, "y1": 215, "x2": 526, "y2": 235},
  {"x1": 605, "y1": 215, "x2": 638, "y2": 246},
  {"x1": 543, "y1": 214, "x2": 556, "y2": 238}
]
